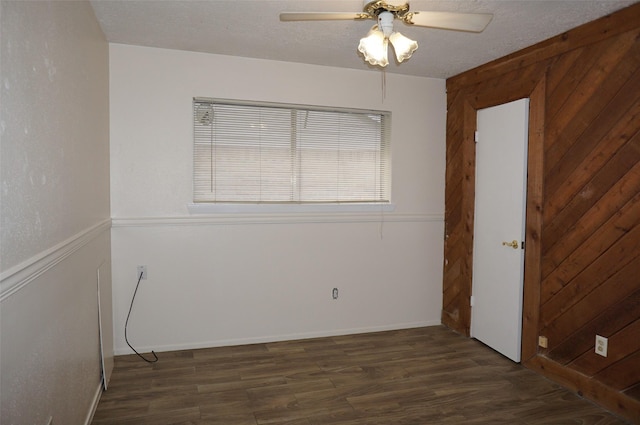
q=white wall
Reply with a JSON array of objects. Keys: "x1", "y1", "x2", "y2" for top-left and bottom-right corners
[
  {"x1": 110, "y1": 44, "x2": 446, "y2": 354},
  {"x1": 0, "y1": 1, "x2": 111, "y2": 424}
]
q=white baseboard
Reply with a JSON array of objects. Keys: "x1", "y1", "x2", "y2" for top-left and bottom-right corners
[
  {"x1": 114, "y1": 320, "x2": 442, "y2": 355},
  {"x1": 84, "y1": 383, "x2": 103, "y2": 425}
]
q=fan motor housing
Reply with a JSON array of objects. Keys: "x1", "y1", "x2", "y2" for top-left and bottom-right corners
[{"x1": 364, "y1": 0, "x2": 410, "y2": 18}]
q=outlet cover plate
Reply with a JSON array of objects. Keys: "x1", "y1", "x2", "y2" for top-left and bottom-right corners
[
  {"x1": 538, "y1": 336, "x2": 548, "y2": 348},
  {"x1": 595, "y1": 335, "x2": 608, "y2": 357}
]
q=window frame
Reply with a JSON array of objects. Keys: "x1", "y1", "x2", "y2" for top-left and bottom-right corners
[{"x1": 191, "y1": 98, "x2": 393, "y2": 213}]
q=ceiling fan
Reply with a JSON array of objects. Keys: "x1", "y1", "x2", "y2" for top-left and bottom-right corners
[{"x1": 280, "y1": 0, "x2": 493, "y2": 67}]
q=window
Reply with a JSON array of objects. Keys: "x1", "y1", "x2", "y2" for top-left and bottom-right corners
[{"x1": 193, "y1": 98, "x2": 391, "y2": 205}]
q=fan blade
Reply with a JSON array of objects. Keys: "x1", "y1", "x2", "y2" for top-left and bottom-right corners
[
  {"x1": 280, "y1": 12, "x2": 369, "y2": 22},
  {"x1": 407, "y1": 11, "x2": 493, "y2": 33}
]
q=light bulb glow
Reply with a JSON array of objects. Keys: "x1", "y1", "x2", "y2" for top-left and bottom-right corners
[{"x1": 358, "y1": 26, "x2": 389, "y2": 67}]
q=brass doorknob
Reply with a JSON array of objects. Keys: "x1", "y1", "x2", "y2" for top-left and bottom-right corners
[{"x1": 502, "y1": 240, "x2": 519, "y2": 249}]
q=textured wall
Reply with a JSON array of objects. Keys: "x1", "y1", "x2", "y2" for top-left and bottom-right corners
[
  {"x1": 0, "y1": 1, "x2": 110, "y2": 272},
  {"x1": 0, "y1": 1, "x2": 111, "y2": 424},
  {"x1": 109, "y1": 44, "x2": 446, "y2": 354}
]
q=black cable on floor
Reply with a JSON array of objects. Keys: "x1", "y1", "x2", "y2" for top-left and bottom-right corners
[{"x1": 124, "y1": 271, "x2": 158, "y2": 363}]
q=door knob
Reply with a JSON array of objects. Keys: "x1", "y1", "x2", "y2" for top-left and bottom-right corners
[{"x1": 502, "y1": 240, "x2": 519, "y2": 249}]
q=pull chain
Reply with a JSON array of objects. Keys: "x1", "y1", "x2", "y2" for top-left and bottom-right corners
[{"x1": 381, "y1": 68, "x2": 387, "y2": 102}]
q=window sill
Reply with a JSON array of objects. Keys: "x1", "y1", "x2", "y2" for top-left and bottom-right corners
[{"x1": 187, "y1": 202, "x2": 396, "y2": 215}]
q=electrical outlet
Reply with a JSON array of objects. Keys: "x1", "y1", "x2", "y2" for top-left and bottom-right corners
[
  {"x1": 538, "y1": 336, "x2": 548, "y2": 348},
  {"x1": 332, "y1": 288, "x2": 339, "y2": 300},
  {"x1": 595, "y1": 335, "x2": 608, "y2": 357},
  {"x1": 137, "y1": 265, "x2": 147, "y2": 280}
]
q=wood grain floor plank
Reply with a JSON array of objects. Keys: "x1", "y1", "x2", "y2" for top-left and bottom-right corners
[{"x1": 91, "y1": 326, "x2": 632, "y2": 425}]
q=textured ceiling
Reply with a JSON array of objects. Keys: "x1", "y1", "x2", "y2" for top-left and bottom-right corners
[{"x1": 90, "y1": 0, "x2": 638, "y2": 79}]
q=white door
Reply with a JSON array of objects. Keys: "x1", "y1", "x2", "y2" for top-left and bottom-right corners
[{"x1": 471, "y1": 98, "x2": 529, "y2": 362}]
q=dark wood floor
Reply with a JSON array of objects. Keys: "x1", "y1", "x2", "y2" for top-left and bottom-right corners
[{"x1": 91, "y1": 326, "x2": 631, "y2": 425}]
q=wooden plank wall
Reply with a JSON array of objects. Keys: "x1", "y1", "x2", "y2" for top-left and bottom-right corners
[{"x1": 442, "y1": 3, "x2": 640, "y2": 422}]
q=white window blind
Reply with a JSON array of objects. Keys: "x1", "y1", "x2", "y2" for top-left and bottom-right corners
[{"x1": 193, "y1": 98, "x2": 391, "y2": 204}]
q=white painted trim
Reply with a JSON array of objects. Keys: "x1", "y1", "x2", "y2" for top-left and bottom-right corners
[
  {"x1": 188, "y1": 202, "x2": 397, "y2": 215},
  {"x1": 113, "y1": 320, "x2": 442, "y2": 355},
  {"x1": 111, "y1": 213, "x2": 444, "y2": 227},
  {"x1": 84, "y1": 383, "x2": 103, "y2": 425},
  {"x1": 0, "y1": 219, "x2": 112, "y2": 301}
]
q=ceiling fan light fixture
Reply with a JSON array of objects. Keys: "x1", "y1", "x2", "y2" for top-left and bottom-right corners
[
  {"x1": 389, "y1": 31, "x2": 418, "y2": 63},
  {"x1": 281, "y1": 1, "x2": 492, "y2": 68},
  {"x1": 358, "y1": 11, "x2": 417, "y2": 67},
  {"x1": 358, "y1": 26, "x2": 389, "y2": 67}
]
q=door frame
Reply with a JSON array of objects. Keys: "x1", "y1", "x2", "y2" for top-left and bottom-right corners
[{"x1": 464, "y1": 77, "x2": 545, "y2": 363}]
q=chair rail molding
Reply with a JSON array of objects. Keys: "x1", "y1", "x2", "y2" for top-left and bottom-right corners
[{"x1": 0, "y1": 218, "x2": 112, "y2": 301}]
